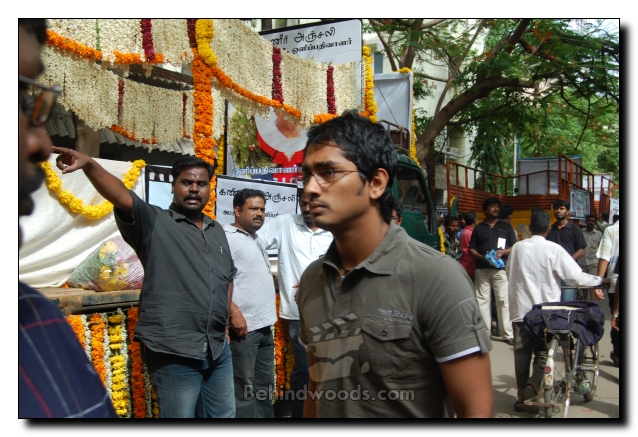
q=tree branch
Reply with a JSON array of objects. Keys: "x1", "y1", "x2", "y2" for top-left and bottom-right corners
[
  {"x1": 447, "y1": 104, "x2": 510, "y2": 126},
  {"x1": 434, "y1": 19, "x2": 487, "y2": 115},
  {"x1": 413, "y1": 71, "x2": 448, "y2": 83},
  {"x1": 374, "y1": 29, "x2": 399, "y2": 72}
]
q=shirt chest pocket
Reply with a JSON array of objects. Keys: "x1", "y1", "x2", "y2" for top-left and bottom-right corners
[{"x1": 361, "y1": 317, "x2": 414, "y2": 378}]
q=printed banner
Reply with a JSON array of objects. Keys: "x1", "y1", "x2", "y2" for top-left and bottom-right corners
[
  {"x1": 609, "y1": 197, "x2": 619, "y2": 217},
  {"x1": 215, "y1": 176, "x2": 298, "y2": 226},
  {"x1": 569, "y1": 187, "x2": 590, "y2": 220}
]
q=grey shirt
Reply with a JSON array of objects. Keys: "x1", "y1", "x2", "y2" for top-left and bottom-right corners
[
  {"x1": 115, "y1": 191, "x2": 236, "y2": 361},
  {"x1": 298, "y1": 223, "x2": 492, "y2": 418},
  {"x1": 222, "y1": 224, "x2": 277, "y2": 332}
]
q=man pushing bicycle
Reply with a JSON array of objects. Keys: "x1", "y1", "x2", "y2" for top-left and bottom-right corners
[{"x1": 505, "y1": 208, "x2": 609, "y2": 415}]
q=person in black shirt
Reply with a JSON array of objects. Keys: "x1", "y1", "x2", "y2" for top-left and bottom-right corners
[
  {"x1": 469, "y1": 198, "x2": 518, "y2": 345},
  {"x1": 546, "y1": 199, "x2": 586, "y2": 301},
  {"x1": 53, "y1": 149, "x2": 237, "y2": 418}
]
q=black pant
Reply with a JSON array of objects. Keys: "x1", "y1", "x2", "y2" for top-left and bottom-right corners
[{"x1": 608, "y1": 292, "x2": 619, "y2": 358}]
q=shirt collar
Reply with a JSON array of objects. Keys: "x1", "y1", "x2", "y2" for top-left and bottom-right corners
[
  {"x1": 294, "y1": 213, "x2": 329, "y2": 234},
  {"x1": 168, "y1": 203, "x2": 215, "y2": 228},
  {"x1": 323, "y1": 223, "x2": 407, "y2": 276}
]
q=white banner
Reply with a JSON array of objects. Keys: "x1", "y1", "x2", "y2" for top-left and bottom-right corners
[
  {"x1": 215, "y1": 176, "x2": 298, "y2": 226},
  {"x1": 261, "y1": 19, "x2": 362, "y2": 65},
  {"x1": 569, "y1": 187, "x2": 591, "y2": 220},
  {"x1": 373, "y1": 72, "x2": 413, "y2": 141}
]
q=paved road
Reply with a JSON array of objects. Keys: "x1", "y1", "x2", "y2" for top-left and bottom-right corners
[{"x1": 490, "y1": 295, "x2": 620, "y2": 419}]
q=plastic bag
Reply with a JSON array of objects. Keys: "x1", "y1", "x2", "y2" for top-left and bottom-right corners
[{"x1": 68, "y1": 236, "x2": 144, "y2": 291}]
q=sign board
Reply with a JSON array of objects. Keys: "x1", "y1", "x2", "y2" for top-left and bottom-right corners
[
  {"x1": 225, "y1": 20, "x2": 362, "y2": 181},
  {"x1": 610, "y1": 197, "x2": 619, "y2": 217},
  {"x1": 373, "y1": 72, "x2": 413, "y2": 143},
  {"x1": 215, "y1": 176, "x2": 298, "y2": 226},
  {"x1": 517, "y1": 157, "x2": 582, "y2": 195},
  {"x1": 569, "y1": 187, "x2": 590, "y2": 220},
  {"x1": 261, "y1": 19, "x2": 363, "y2": 65},
  {"x1": 145, "y1": 165, "x2": 173, "y2": 209}
]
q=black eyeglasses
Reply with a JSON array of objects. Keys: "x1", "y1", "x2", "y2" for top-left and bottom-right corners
[
  {"x1": 19, "y1": 75, "x2": 60, "y2": 127},
  {"x1": 296, "y1": 169, "x2": 362, "y2": 188}
]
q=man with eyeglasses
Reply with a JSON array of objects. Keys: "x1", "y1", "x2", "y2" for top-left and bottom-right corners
[
  {"x1": 296, "y1": 110, "x2": 493, "y2": 418},
  {"x1": 258, "y1": 188, "x2": 333, "y2": 417},
  {"x1": 18, "y1": 19, "x2": 117, "y2": 418}
]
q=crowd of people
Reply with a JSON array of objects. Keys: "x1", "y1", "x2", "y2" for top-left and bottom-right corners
[{"x1": 18, "y1": 19, "x2": 618, "y2": 419}]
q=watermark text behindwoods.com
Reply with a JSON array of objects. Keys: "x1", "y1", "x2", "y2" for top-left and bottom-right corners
[{"x1": 244, "y1": 384, "x2": 415, "y2": 402}]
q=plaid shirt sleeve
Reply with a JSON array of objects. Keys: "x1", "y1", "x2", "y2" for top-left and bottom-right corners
[{"x1": 19, "y1": 283, "x2": 117, "y2": 418}]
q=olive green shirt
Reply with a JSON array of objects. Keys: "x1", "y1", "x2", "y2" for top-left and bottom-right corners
[{"x1": 298, "y1": 223, "x2": 492, "y2": 418}]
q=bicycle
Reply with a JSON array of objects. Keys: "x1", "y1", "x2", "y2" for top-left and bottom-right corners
[{"x1": 525, "y1": 285, "x2": 607, "y2": 418}]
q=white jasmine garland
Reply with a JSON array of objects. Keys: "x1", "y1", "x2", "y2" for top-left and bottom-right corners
[
  {"x1": 98, "y1": 19, "x2": 143, "y2": 64},
  {"x1": 280, "y1": 50, "x2": 327, "y2": 126},
  {"x1": 184, "y1": 89, "x2": 195, "y2": 138},
  {"x1": 212, "y1": 86, "x2": 225, "y2": 138},
  {"x1": 333, "y1": 61, "x2": 361, "y2": 113},
  {"x1": 115, "y1": 309, "x2": 132, "y2": 418},
  {"x1": 212, "y1": 20, "x2": 272, "y2": 103},
  {"x1": 101, "y1": 313, "x2": 113, "y2": 396},
  {"x1": 81, "y1": 314, "x2": 91, "y2": 360},
  {"x1": 47, "y1": 19, "x2": 98, "y2": 49},
  {"x1": 152, "y1": 19, "x2": 193, "y2": 67}
]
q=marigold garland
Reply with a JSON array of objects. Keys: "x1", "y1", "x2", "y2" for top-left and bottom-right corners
[
  {"x1": 274, "y1": 294, "x2": 286, "y2": 397},
  {"x1": 89, "y1": 313, "x2": 107, "y2": 387},
  {"x1": 438, "y1": 226, "x2": 446, "y2": 254},
  {"x1": 108, "y1": 311, "x2": 130, "y2": 416},
  {"x1": 40, "y1": 159, "x2": 146, "y2": 220},
  {"x1": 313, "y1": 113, "x2": 339, "y2": 124},
  {"x1": 66, "y1": 315, "x2": 86, "y2": 350},
  {"x1": 126, "y1": 307, "x2": 147, "y2": 418},
  {"x1": 284, "y1": 321, "x2": 294, "y2": 390},
  {"x1": 215, "y1": 133, "x2": 225, "y2": 175},
  {"x1": 195, "y1": 19, "x2": 217, "y2": 67},
  {"x1": 362, "y1": 46, "x2": 378, "y2": 123},
  {"x1": 46, "y1": 29, "x2": 165, "y2": 65}
]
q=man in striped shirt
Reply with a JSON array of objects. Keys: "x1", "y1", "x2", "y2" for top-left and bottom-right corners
[{"x1": 223, "y1": 189, "x2": 278, "y2": 418}]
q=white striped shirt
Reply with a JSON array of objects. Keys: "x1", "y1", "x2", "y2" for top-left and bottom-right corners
[{"x1": 223, "y1": 224, "x2": 277, "y2": 332}]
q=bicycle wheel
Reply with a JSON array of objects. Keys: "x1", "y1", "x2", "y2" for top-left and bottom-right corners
[
  {"x1": 544, "y1": 337, "x2": 571, "y2": 418},
  {"x1": 581, "y1": 343, "x2": 599, "y2": 402}
]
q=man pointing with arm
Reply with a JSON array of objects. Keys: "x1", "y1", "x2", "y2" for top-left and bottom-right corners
[{"x1": 54, "y1": 147, "x2": 237, "y2": 418}]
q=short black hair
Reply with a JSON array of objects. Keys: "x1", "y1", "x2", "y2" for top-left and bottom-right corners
[
  {"x1": 585, "y1": 214, "x2": 597, "y2": 221},
  {"x1": 498, "y1": 204, "x2": 513, "y2": 220},
  {"x1": 530, "y1": 207, "x2": 550, "y2": 235},
  {"x1": 171, "y1": 156, "x2": 215, "y2": 182},
  {"x1": 601, "y1": 213, "x2": 610, "y2": 221},
  {"x1": 444, "y1": 214, "x2": 459, "y2": 226},
  {"x1": 463, "y1": 211, "x2": 477, "y2": 226},
  {"x1": 553, "y1": 199, "x2": 570, "y2": 210},
  {"x1": 393, "y1": 198, "x2": 403, "y2": 218},
  {"x1": 233, "y1": 188, "x2": 266, "y2": 210},
  {"x1": 612, "y1": 214, "x2": 619, "y2": 223},
  {"x1": 18, "y1": 19, "x2": 47, "y2": 45},
  {"x1": 482, "y1": 197, "x2": 501, "y2": 212},
  {"x1": 305, "y1": 110, "x2": 397, "y2": 223}
]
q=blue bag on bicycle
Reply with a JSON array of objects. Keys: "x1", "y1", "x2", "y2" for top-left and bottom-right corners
[{"x1": 523, "y1": 300, "x2": 605, "y2": 346}]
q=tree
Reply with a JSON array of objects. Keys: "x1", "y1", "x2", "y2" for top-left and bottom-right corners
[{"x1": 365, "y1": 19, "x2": 619, "y2": 195}]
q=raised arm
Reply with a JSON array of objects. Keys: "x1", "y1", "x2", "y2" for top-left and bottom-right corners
[{"x1": 53, "y1": 146, "x2": 133, "y2": 213}]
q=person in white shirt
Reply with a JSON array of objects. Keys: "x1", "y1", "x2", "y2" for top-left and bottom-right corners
[
  {"x1": 506, "y1": 208, "x2": 608, "y2": 414},
  {"x1": 257, "y1": 189, "x2": 333, "y2": 418},
  {"x1": 223, "y1": 189, "x2": 278, "y2": 418},
  {"x1": 595, "y1": 218, "x2": 620, "y2": 365}
]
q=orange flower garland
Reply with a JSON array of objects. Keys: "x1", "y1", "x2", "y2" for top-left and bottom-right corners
[
  {"x1": 110, "y1": 125, "x2": 158, "y2": 145},
  {"x1": 274, "y1": 294, "x2": 286, "y2": 397},
  {"x1": 126, "y1": 307, "x2": 147, "y2": 418},
  {"x1": 89, "y1": 313, "x2": 107, "y2": 386},
  {"x1": 284, "y1": 321, "x2": 294, "y2": 390},
  {"x1": 66, "y1": 315, "x2": 86, "y2": 350},
  {"x1": 46, "y1": 29, "x2": 165, "y2": 65}
]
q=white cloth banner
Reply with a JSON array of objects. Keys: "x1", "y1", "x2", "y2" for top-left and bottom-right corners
[
  {"x1": 610, "y1": 198, "x2": 619, "y2": 216},
  {"x1": 569, "y1": 187, "x2": 590, "y2": 220},
  {"x1": 18, "y1": 154, "x2": 145, "y2": 288}
]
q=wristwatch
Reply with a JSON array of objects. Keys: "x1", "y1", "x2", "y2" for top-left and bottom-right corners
[{"x1": 612, "y1": 314, "x2": 619, "y2": 318}]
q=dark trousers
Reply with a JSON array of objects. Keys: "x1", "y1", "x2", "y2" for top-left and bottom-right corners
[
  {"x1": 230, "y1": 326, "x2": 275, "y2": 418},
  {"x1": 288, "y1": 320, "x2": 309, "y2": 418},
  {"x1": 608, "y1": 292, "x2": 619, "y2": 358},
  {"x1": 513, "y1": 322, "x2": 546, "y2": 402}
]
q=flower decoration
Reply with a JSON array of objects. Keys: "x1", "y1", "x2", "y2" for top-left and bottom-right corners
[
  {"x1": 140, "y1": 20, "x2": 156, "y2": 62},
  {"x1": 66, "y1": 315, "x2": 86, "y2": 350},
  {"x1": 272, "y1": 47, "x2": 283, "y2": 103},
  {"x1": 40, "y1": 159, "x2": 145, "y2": 220},
  {"x1": 274, "y1": 294, "x2": 286, "y2": 397},
  {"x1": 195, "y1": 19, "x2": 216, "y2": 67},
  {"x1": 127, "y1": 307, "x2": 147, "y2": 418},
  {"x1": 89, "y1": 313, "x2": 107, "y2": 387},
  {"x1": 327, "y1": 65, "x2": 336, "y2": 114},
  {"x1": 438, "y1": 226, "x2": 445, "y2": 254},
  {"x1": 362, "y1": 46, "x2": 377, "y2": 123},
  {"x1": 187, "y1": 19, "x2": 197, "y2": 48}
]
